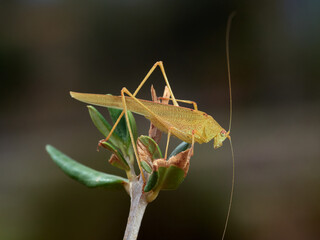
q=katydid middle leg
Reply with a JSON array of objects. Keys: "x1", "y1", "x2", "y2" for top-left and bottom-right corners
[
  {"x1": 165, "y1": 127, "x2": 173, "y2": 160},
  {"x1": 158, "y1": 97, "x2": 198, "y2": 110}
]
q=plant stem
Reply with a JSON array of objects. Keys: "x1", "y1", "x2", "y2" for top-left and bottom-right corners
[{"x1": 123, "y1": 176, "x2": 148, "y2": 240}]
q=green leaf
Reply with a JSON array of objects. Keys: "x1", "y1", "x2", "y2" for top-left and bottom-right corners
[
  {"x1": 141, "y1": 160, "x2": 152, "y2": 174},
  {"x1": 108, "y1": 108, "x2": 137, "y2": 147},
  {"x1": 169, "y1": 141, "x2": 190, "y2": 159},
  {"x1": 108, "y1": 108, "x2": 128, "y2": 142},
  {"x1": 144, "y1": 171, "x2": 158, "y2": 192},
  {"x1": 146, "y1": 165, "x2": 185, "y2": 192},
  {"x1": 100, "y1": 142, "x2": 130, "y2": 171},
  {"x1": 124, "y1": 111, "x2": 138, "y2": 156},
  {"x1": 46, "y1": 145, "x2": 128, "y2": 189},
  {"x1": 157, "y1": 165, "x2": 185, "y2": 190},
  {"x1": 87, "y1": 106, "x2": 122, "y2": 147},
  {"x1": 127, "y1": 111, "x2": 138, "y2": 144}
]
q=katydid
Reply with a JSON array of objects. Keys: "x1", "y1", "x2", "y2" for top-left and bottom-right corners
[
  {"x1": 70, "y1": 13, "x2": 236, "y2": 240},
  {"x1": 70, "y1": 61, "x2": 231, "y2": 180}
]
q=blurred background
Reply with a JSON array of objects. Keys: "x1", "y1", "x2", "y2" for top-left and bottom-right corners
[{"x1": 1, "y1": 0, "x2": 319, "y2": 239}]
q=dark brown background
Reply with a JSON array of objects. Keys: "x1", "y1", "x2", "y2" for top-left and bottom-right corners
[{"x1": 1, "y1": 1, "x2": 319, "y2": 239}]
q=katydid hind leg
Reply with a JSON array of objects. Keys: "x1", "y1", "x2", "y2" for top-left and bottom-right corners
[
  {"x1": 133, "y1": 61, "x2": 179, "y2": 106},
  {"x1": 100, "y1": 61, "x2": 179, "y2": 146}
]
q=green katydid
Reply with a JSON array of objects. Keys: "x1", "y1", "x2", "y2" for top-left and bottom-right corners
[
  {"x1": 70, "y1": 13, "x2": 236, "y2": 239},
  {"x1": 70, "y1": 60, "x2": 231, "y2": 171}
]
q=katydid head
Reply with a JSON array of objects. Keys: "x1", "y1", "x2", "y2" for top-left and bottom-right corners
[{"x1": 213, "y1": 129, "x2": 230, "y2": 149}]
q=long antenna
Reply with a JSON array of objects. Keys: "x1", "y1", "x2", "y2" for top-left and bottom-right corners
[
  {"x1": 222, "y1": 12, "x2": 236, "y2": 240},
  {"x1": 226, "y1": 11, "x2": 236, "y2": 133}
]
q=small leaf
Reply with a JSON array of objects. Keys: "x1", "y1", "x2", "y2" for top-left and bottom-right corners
[
  {"x1": 108, "y1": 154, "x2": 130, "y2": 171},
  {"x1": 137, "y1": 135, "x2": 162, "y2": 160},
  {"x1": 108, "y1": 108, "x2": 138, "y2": 147},
  {"x1": 101, "y1": 142, "x2": 130, "y2": 171},
  {"x1": 169, "y1": 141, "x2": 190, "y2": 159},
  {"x1": 148, "y1": 147, "x2": 193, "y2": 191},
  {"x1": 157, "y1": 165, "x2": 185, "y2": 190},
  {"x1": 141, "y1": 160, "x2": 152, "y2": 174},
  {"x1": 137, "y1": 135, "x2": 162, "y2": 174},
  {"x1": 108, "y1": 108, "x2": 128, "y2": 142},
  {"x1": 46, "y1": 145, "x2": 128, "y2": 189},
  {"x1": 127, "y1": 111, "x2": 138, "y2": 144},
  {"x1": 87, "y1": 106, "x2": 121, "y2": 147},
  {"x1": 144, "y1": 171, "x2": 158, "y2": 192}
]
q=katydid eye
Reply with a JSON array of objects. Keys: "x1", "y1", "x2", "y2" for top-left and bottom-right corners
[{"x1": 220, "y1": 130, "x2": 227, "y2": 136}]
